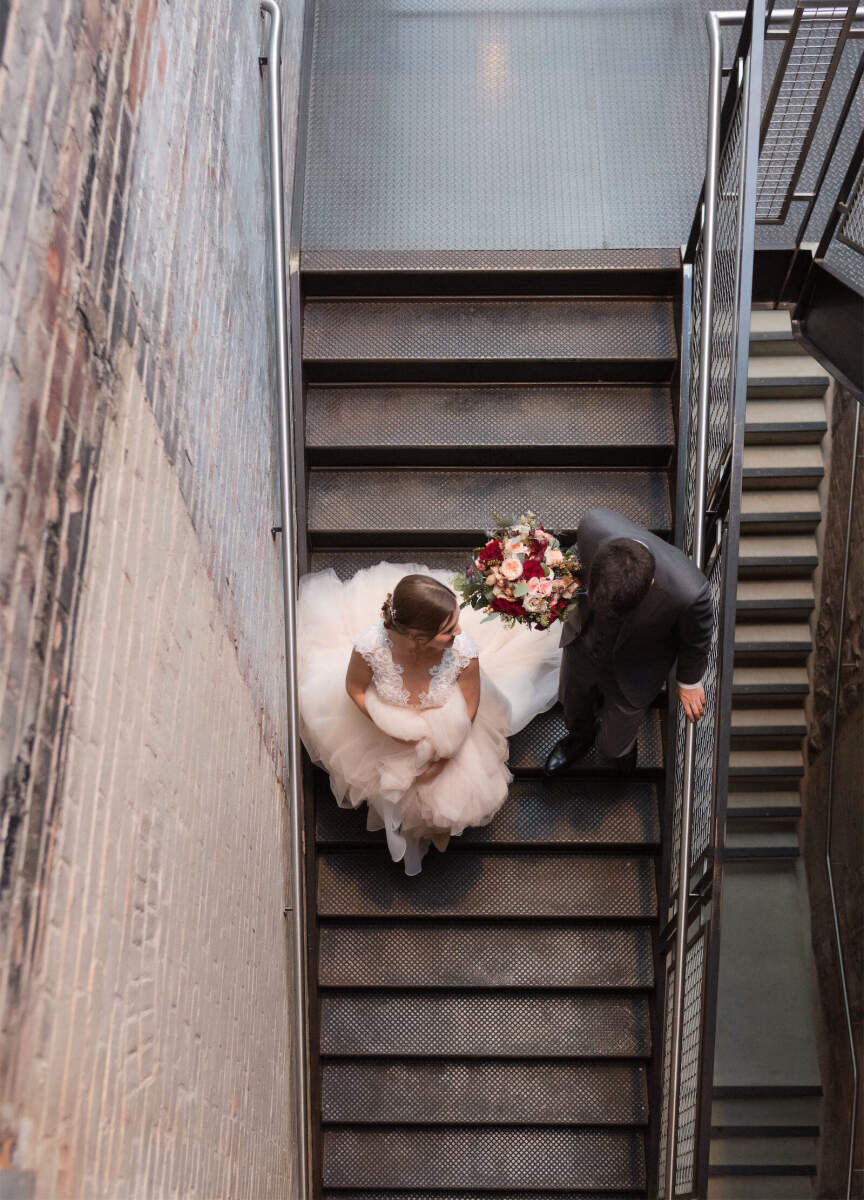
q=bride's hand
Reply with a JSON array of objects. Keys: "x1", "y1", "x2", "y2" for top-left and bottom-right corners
[{"x1": 417, "y1": 757, "x2": 450, "y2": 783}]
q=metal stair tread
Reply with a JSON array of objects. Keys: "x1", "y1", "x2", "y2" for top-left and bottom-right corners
[
  {"x1": 307, "y1": 469, "x2": 671, "y2": 543},
  {"x1": 320, "y1": 1059, "x2": 649, "y2": 1126},
  {"x1": 741, "y1": 490, "x2": 821, "y2": 516},
  {"x1": 509, "y1": 708, "x2": 663, "y2": 774},
  {"x1": 302, "y1": 248, "x2": 682, "y2": 275},
  {"x1": 747, "y1": 355, "x2": 830, "y2": 384},
  {"x1": 321, "y1": 1126, "x2": 647, "y2": 1191},
  {"x1": 317, "y1": 922, "x2": 655, "y2": 989},
  {"x1": 305, "y1": 384, "x2": 674, "y2": 458},
  {"x1": 316, "y1": 776, "x2": 661, "y2": 848},
  {"x1": 744, "y1": 399, "x2": 826, "y2": 439},
  {"x1": 734, "y1": 623, "x2": 812, "y2": 650},
  {"x1": 739, "y1": 534, "x2": 818, "y2": 555},
  {"x1": 302, "y1": 298, "x2": 677, "y2": 363},
  {"x1": 317, "y1": 850, "x2": 658, "y2": 919},
  {"x1": 737, "y1": 578, "x2": 815, "y2": 601},
  {"x1": 320, "y1": 990, "x2": 652, "y2": 1059},
  {"x1": 731, "y1": 708, "x2": 806, "y2": 731}
]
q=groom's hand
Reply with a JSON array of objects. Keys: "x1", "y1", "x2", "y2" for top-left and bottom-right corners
[{"x1": 677, "y1": 683, "x2": 706, "y2": 722}]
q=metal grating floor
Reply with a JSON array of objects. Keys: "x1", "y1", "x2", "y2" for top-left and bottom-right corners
[{"x1": 301, "y1": 252, "x2": 673, "y2": 1193}]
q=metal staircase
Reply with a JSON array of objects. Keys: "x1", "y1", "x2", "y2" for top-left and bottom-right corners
[
  {"x1": 299, "y1": 250, "x2": 680, "y2": 1196},
  {"x1": 707, "y1": 308, "x2": 829, "y2": 1200}
]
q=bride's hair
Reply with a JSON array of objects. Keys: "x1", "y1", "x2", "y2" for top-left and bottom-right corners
[{"x1": 382, "y1": 575, "x2": 457, "y2": 640}]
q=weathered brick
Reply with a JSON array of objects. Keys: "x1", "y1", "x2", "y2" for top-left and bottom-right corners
[{"x1": 1, "y1": 0, "x2": 305, "y2": 1193}]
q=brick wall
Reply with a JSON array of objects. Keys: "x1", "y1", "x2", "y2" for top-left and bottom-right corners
[{"x1": 0, "y1": 0, "x2": 305, "y2": 1193}]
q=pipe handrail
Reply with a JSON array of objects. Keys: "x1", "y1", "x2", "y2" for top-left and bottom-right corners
[
  {"x1": 663, "y1": 13, "x2": 724, "y2": 1196},
  {"x1": 664, "y1": 5, "x2": 764, "y2": 1192},
  {"x1": 825, "y1": 402, "x2": 861, "y2": 1200},
  {"x1": 260, "y1": 4, "x2": 310, "y2": 1197}
]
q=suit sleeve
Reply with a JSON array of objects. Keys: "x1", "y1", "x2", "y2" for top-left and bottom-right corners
[{"x1": 675, "y1": 580, "x2": 713, "y2": 686}]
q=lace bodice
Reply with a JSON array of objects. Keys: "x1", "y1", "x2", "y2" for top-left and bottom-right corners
[{"x1": 353, "y1": 620, "x2": 479, "y2": 708}]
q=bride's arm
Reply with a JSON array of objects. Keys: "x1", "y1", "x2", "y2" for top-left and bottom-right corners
[
  {"x1": 345, "y1": 650, "x2": 373, "y2": 716},
  {"x1": 457, "y1": 657, "x2": 481, "y2": 722}
]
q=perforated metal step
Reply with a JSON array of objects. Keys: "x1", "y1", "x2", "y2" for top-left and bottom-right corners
[
  {"x1": 321, "y1": 1059, "x2": 649, "y2": 1126},
  {"x1": 306, "y1": 384, "x2": 674, "y2": 467},
  {"x1": 318, "y1": 922, "x2": 654, "y2": 990},
  {"x1": 320, "y1": 990, "x2": 652, "y2": 1058},
  {"x1": 317, "y1": 851, "x2": 657, "y2": 919},
  {"x1": 316, "y1": 776, "x2": 660, "y2": 848},
  {"x1": 307, "y1": 468, "x2": 671, "y2": 545},
  {"x1": 321, "y1": 1126, "x2": 646, "y2": 1191},
  {"x1": 302, "y1": 248, "x2": 681, "y2": 299},
  {"x1": 303, "y1": 298, "x2": 677, "y2": 384},
  {"x1": 508, "y1": 708, "x2": 664, "y2": 774}
]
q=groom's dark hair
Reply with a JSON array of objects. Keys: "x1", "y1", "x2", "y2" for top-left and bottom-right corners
[{"x1": 588, "y1": 538, "x2": 655, "y2": 618}]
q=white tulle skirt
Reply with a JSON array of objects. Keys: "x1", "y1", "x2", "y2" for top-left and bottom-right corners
[{"x1": 297, "y1": 561, "x2": 562, "y2": 874}]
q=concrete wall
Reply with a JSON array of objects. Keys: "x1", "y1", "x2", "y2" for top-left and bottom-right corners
[
  {"x1": 0, "y1": 0, "x2": 305, "y2": 1194},
  {"x1": 801, "y1": 386, "x2": 863, "y2": 1200}
]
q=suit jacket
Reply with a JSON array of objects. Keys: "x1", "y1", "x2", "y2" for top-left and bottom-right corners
[{"x1": 560, "y1": 507, "x2": 713, "y2": 708}]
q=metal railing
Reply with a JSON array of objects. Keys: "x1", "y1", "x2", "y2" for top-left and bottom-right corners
[
  {"x1": 662, "y1": 4, "x2": 864, "y2": 1195},
  {"x1": 260, "y1": 4, "x2": 311, "y2": 1197},
  {"x1": 660, "y1": 4, "x2": 765, "y2": 1195}
]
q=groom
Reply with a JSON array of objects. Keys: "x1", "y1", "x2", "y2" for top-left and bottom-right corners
[{"x1": 545, "y1": 506, "x2": 713, "y2": 774}]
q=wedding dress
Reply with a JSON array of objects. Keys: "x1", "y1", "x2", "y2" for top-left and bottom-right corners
[{"x1": 297, "y1": 562, "x2": 562, "y2": 874}]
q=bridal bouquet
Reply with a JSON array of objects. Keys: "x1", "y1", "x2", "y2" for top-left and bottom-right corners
[{"x1": 453, "y1": 512, "x2": 583, "y2": 630}]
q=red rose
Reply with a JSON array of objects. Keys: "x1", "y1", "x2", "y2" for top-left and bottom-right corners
[
  {"x1": 477, "y1": 539, "x2": 504, "y2": 568},
  {"x1": 491, "y1": 597, "x2": 524, "y2": 618},
  {"x1": 527, "y1": 538, "x2": 547, "y2": 558},
  {"x1": 521, "y1": 559, "x2": 545, "y2": 581}
]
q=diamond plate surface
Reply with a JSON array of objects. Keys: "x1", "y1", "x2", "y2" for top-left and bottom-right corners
[
  {"x1": 303, "y1": 0, "x2": 747, "y2": 250},
  {"x1": 508, "y1": 708, "x2": 664, "y2": 773},
  {"x1": 322, "y1": 1193, "x2": 640, "y2": 1200},
  {"x1": 307, "y1": 469, "x2": 672, "y2": 540},
  {"x1": 320, "y1": 990, "x2": 652, "y2": 1057},
  {"x1": 322, "y1": 1126, "x2": 646, "y2": 1190},
  {"x1": 316, "y1": 775, "x2": 660, "y2": 847},
  {"x1": 302, "y1": 249, "x2": 682, "y2": 273},
  {"x1": 317, "y1": 922, "x2": 655, "y2": 989},
  {"x1": 305, "y1": 384, "x2": 674, "y2": 450},
  {"x1": 321, "y1": 1059, "x2": 649, "y2": 1125},
  {"x1": 317, "y1": 851, "x2": 657, "y2": 918},
  {"x1": 303, "y1": 299, "x2": 677, "y2": 361}
]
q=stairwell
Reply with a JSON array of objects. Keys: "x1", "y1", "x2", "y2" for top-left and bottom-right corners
[
  {"x1": 709, "y1": 309, "x2": 829, "y2": 1199},
  {"x1": 300, "y1": 250, "x2": 680, "y2": 1196}
]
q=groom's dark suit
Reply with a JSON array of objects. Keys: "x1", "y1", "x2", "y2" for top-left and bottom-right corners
[{"x1": 559, "y1": 507, "x2": 713, "y2": 759}]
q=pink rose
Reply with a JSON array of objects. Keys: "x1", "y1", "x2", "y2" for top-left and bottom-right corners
[{"x1": 500, "y1": 557, "x2": 523, "y2": 581}]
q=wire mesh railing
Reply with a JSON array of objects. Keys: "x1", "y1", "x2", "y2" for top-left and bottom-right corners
[{"x1": 659, "y1": 4, "x2": 764, "y2": 1196}]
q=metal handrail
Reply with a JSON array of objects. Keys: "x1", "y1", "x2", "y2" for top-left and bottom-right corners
[
  {"x1": 664, "y1": 5, "x2": 764, "y2": 1193},
  {"x1": 825, "y1": 401, "x2": 861, "y2": 1200},
  {"x1": 260, "y1": 3, "x2": 310, "y2": 1197},
  {"x1": 662, "y1": 15, "x2": 724, "y2": 1193}
]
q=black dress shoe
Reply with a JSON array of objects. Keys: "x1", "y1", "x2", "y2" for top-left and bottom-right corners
[
  {"x1": 602, "y1": 742, "x2": 638, "y2": 773},
  {"x1": 544, "y1": 732, "x2": 595, "y2": 776}
]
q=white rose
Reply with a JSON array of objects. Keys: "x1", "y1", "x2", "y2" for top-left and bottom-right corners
[
  {"x1": 523, "y1": 594, "x2": 545, "y2": 612},
  {"x1": 500, "y1": 557, "x2": 523, "y2": 581},
  {"x1": 545, "y1": 547, "x2": 564, "y2": 566}
]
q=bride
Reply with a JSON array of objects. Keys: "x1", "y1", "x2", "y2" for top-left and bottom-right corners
[{"x1": 298, "y1": 562, "x2": 561, "y2": 875}]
